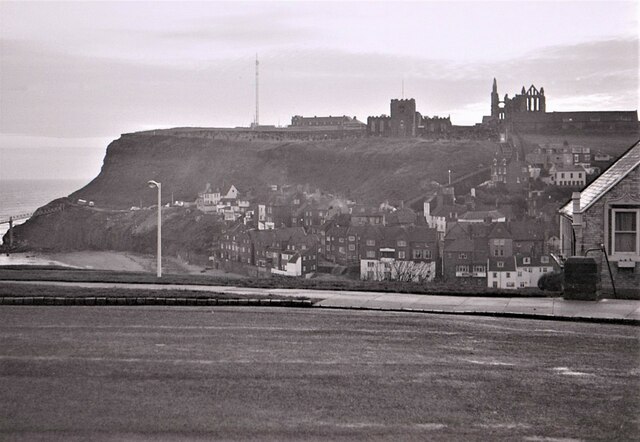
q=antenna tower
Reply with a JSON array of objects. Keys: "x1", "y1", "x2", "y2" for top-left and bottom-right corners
[{"x1": 255, "y1": 54, "x2": 259, "y2": 127}]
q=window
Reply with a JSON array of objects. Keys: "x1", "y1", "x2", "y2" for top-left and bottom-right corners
[
  {"x1": 397, "y1": 240, "x2": 407, "y2": 247},
  {"x1": 473, "y1": 265, "x2": 485, "y2": 273},
  {"x1": 398, "y1": 251, "x2": 406, "y2": 259},
  {"x1": 348, "y1": 244, "x2": 355, "y2": 251},
  {"x1": 456, "y1": 265, "x2": 469, "y2": 273},
  {"x1": 413, "y1": 250, "x2": 422, "y2": 259},
  {"x1": 497, "y1": 261, "x2": 504, "y2": 268},
  {"x1": 338, "y1": 246, "x2": 345, "y2": 253},
  {"x1": 506, "y1": 272, "x2": 511, "y2": 278},
  {"x1": 366, "y1": 250, "x2": 376, "y2": 258},
  {"x1": 520, "y1": 282, "x2": 526, "y2": 288},
  {"x1": 367, "y1": 262, "x2": 375, "y2": 268},
  {"x1": 339, "y1": 238, "x2": 344, "y2": 243},
  {"x1": 517, "y1": 271, "x2": 522, "y2": 277},
  {"x1": 348, "y1": 236, "x2": 355, "y2": 242},
  {"x1": 612, "y1": 209, "x2": 638, "y2": 254},
  {"x1": 424, "y1": 250, "x2": 432, "y2": 259},
  {"x1": 493, "y1": 272, "x2": 498, "y2": 278},
  {"x1": 366, "y1": 239, "x2": 375, "y2": 246},
  {"x1": 458, "y1": 253, "x2": 467, "y2": 259},
  {"x1": 523, "y1": 257, "x2": 531, "y2": 264}
]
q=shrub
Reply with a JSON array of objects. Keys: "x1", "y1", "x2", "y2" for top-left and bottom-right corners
[{"x1": 538, "y1": 271, "x2": 563, "y2": 291}]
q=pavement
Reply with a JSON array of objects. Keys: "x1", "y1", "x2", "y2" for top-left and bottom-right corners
[{"x1": 2, "y1": 279, "x2": 639, "y2": 324}]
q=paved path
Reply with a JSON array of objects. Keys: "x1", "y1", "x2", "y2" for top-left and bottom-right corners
[{"x1": 3, "y1": 279, "x2": 639, "y2": 322}]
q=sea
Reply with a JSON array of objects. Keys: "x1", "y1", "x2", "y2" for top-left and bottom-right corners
[{"x1": 0, "y1": 179, "x2": 89, "y2": 238}]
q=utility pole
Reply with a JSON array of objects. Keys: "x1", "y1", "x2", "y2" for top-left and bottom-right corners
[{"x1": 255, "y1": 54, "x2": 259, "y2": 127}]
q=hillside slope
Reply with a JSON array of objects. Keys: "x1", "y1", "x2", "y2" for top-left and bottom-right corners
[
  {"x1": 71, "y1": 133, "x2": 499, "y2": 208},
  {"x1": 7, "y1": 198, "x2": 221, "y2": 262}
]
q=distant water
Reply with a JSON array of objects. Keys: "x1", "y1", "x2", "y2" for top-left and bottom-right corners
[{"x1": 0, "y1": 179, "x2": 88, "y2": 238}]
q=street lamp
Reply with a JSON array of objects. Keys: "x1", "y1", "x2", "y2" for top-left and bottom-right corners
[{"x1": 147, "y1": 180, "x2": 162, "y2": 278}]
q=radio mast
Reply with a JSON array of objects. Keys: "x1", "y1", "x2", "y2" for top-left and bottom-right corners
[{"x1": 254, "y1": 54, "x2": 259, "y2": 127}]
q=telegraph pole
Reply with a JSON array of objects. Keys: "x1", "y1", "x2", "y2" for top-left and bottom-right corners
[{"x1": 255, "y1": 54, "x2": 259, "y2": 127}]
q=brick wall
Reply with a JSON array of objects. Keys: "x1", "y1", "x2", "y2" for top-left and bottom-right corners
[{"x1": 582, "y1": 166, "x2": 640, "y2": 298}]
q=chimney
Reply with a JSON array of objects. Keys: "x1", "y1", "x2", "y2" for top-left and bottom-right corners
[
  {"x1": 571, "y1": 192, "x2": 582, "y2": 226},
  {"x1": 572, "y1": 191, "x2": 584, "y2": 255}
]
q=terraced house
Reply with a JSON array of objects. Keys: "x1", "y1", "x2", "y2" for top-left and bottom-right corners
[{"x1": 360, "y1": 226, "x2": 438, "y2": 282}]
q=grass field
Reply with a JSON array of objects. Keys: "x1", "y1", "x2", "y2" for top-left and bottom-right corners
[{"x1": 1, "y1": 307, "x2": 637, "y2": 441}]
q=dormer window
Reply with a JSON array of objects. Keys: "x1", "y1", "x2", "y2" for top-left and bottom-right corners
[
  {"x1": 497, "y1": 261, "x2": 504, "y2": 268},
  {"x1": 523, "y1": 257, "x2": 531, "y2": 264}
]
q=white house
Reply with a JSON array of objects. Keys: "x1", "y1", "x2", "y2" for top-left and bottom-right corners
[
  {"x1": 487, "y1": 257, "x2": 517, "y2": 289},
  {"x1": 514, "y1": 255, "x2": 554, "y2": 288},
  {"x1": 196, "y1": 183, "x2": 222, "y2": 213},
  {"x1": 549, "y1": 165, "x2": 586, "y2": 187},
  {"x1": 271, "y1": 249, "x2": 317, "y2": 277}
]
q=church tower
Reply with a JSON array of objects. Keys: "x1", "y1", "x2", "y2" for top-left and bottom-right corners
[{"x1": 491, "y1": 78, "x2": 500, "y2": 119}]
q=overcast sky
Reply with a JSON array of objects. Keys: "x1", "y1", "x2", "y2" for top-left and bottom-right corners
[{"x1": 1, "y1": 0, "x2": 638, "y2": 180}]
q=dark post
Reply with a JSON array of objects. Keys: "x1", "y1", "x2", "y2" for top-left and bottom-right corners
[
  {"x1": 563, "y1": 256, "x2": 598, "y2": 301},
  {"x1": 8, "y1": 217, "x2": 13, "y2": 248}
]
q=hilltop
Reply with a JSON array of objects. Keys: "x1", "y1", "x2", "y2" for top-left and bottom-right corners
[
  {"x1": 70, "y1": 131, "x2": 499, "y2": 208},
  {"x1": 5, "y1": 129, "x2": 637, "y2": 259}
]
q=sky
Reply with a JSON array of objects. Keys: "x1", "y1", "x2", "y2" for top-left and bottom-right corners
[{"x1": 0, "y1": 0, "x2": 638, "y2": 180}]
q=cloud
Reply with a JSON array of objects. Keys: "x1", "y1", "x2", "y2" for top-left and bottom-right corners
[
  {"x1": 158, "y1": 14, "x2": 313, "y2": 45},
  {"x1": 0, "y1": 36, "x2": 637, "y2": 141}
]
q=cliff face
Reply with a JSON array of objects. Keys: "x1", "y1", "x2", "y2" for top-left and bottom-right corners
[
  {"x1": 8, "y1": 198, "x2": 221, "y2": 262},
  {"x1": 70, "y1": 133, "x2": 498, "y2": 208},
  {"x1": 7, "y1": 131, "x2": 499, "y2": 254}
]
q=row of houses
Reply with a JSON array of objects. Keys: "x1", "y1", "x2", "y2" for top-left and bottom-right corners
[
  {"x1": 491, "y1": 142, "x2": 613, "y2": 192},
  {"x1": 215, "y1": 225, "x2": 320, "y2": 277},
  {"x1": 441, "y1": 220, "x2": 554, "y2": 287}
]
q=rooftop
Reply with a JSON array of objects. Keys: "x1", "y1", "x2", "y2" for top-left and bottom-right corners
[{"x1": 559, "y1": 140, "x2": 640, "y2": 218}]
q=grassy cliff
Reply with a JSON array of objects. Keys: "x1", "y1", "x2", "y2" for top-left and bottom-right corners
[{"x1": 70, "y1": 133, "x2": 499, "y2": 208}]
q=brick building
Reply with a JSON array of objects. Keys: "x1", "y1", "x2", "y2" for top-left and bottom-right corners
[{"x1": 559, "y1": 141, "x2": 640, "y2": 297}]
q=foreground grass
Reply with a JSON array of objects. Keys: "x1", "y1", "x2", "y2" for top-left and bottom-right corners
[
  {"x1": 0, "y1": 266, "x2": 557, "y2": 298},
  {"x1": 0, "y1": 281, "x2": 312, "y2": 301}
]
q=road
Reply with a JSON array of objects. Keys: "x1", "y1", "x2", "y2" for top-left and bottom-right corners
[{"x1": 0, "y1": 306, "x2": 638, "y2": 441}]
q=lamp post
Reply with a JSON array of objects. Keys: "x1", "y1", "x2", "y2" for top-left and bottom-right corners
[{"x1": 147, "y1": 180, "x2": 162, "y2": 278}]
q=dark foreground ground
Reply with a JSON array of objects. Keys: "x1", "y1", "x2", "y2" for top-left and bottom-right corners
[{"x1": 0, "y1": 307, "x2": 638, "y2": 441}]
